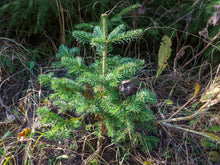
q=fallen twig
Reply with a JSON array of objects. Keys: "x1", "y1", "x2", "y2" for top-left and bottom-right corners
[{"x1": 159, "y1": 122, "x2": 220, "y2": 143}]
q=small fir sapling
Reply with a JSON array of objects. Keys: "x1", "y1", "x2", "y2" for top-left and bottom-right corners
[{"x1": 37, "y1": 13, "x2": 159, "y2": 151}]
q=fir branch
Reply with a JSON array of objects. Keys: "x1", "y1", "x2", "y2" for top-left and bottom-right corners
[
  {"x1": 38, "y1": 73, "x2": 54, "y2": 87},
  {"x1": 93, "y1": 26, "x2": 103, "y2": 39},
  {"x1": 108, "y1": 24, "x2": 126, "y2": 40},
  {"x1": 109, "y1": 29, "x2": 143, "y2": 43},
  {"x1": 135, "y1": 89, "x2": 156, "y2": 105},
  {"x1": 110, "y1": 3, "x2": 141, "y2": 22},
  {"x1": 37, "y1": 106, "x2": 81, "y2": 140},
  {"x1": 56, "y1": 45, "x2": 80, "y2": 58},
  {"x1": 61, "y1": 56, "x2": 89, "y2": 74},
  {"x1": 112, "y1": 60, "x2": 145, "y2": 80},
  {"x1": 72, "y1": 30, "x2": 93, "y2": 43},
  {"x1": 101, "y1": 14, "x2": 108, "y2": 40}
]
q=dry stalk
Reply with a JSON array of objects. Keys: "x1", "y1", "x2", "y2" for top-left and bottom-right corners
[
  {"x1": 180, "y1": 32, "x2": 220, "y2": 71},
  {"x1": 159, "y1": 102, "x2": 208, "y2": 123}
]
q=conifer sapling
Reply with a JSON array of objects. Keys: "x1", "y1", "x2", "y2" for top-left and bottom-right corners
[{"x1": 37, "y1": 13, "x2": 159, "y2": 151}]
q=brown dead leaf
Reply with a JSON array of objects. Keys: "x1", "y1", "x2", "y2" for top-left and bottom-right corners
[
  {"x1": 18, "y1": 100, "x2": 25, "y2": 114},
  {"x1": 193, "y1": 82, "x2": 201, "y2": 98},
  {"x1": 199, "y1": 28, "x2": 209, "y2": 40},
  {"x1": 174, "y1": 45, "x2": 194, "y2": 66},
  {"x1": 200, "y1": 75, "x2": 220, "y2": 106},
  {"x1": 18, "y1": 128, "x2": 31, "y2": 139},
  {"x1": 207, "y1": 5, "x2": 220, "y2": 26},
  {"x1": 199, "y1": 5, "x2": 220, "y2": 41},
  {"x1": 144, "y1": 158, "x2": 156, "y2": 165},
  {"x1": 138, "y1": 0, "x2": 147, "y2": 15}
]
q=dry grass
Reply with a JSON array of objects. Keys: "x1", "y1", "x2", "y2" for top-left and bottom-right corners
[
  {"x1": 0, "y1": 41, "x2": 219, "y2": 164},
  {"x1": 0, "y1": 2, "x2": 220, "y2": 164}
]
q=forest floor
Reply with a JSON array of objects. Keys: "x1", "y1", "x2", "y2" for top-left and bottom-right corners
[
  {"x1": 1, "y1": 1, "x2": 220, "y2": 164},
  {"x1": 0, "y1": 40, "x2": 219, "y2": 165}
]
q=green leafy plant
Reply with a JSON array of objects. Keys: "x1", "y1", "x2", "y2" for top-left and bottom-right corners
[
  {"x1": 155, "y1": 35, "x2": 172, "y2": 81},
  {"x1": 37, "y1": 14, "x2": 158, "y2": 151}
]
